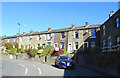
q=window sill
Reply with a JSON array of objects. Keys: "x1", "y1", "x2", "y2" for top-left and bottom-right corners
[
  {"x1": 74, "y1": 38, "x2": 79, "y2": 39},
  {"x1": 90, "y1": 36, "x2": 96, "y2": 38}
]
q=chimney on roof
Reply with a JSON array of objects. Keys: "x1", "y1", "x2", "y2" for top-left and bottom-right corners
[
  {"x1": 23, "y1": 32, "x2": 26, "y2": 35},
  {"x1": 72, "y1": 21, "x2": 75, "y2": 28},
  {"x1": 30, "y1": 29, "x2": 33, "y2": 33},
  {"x1": 85, "y1": 22, "x2": 89, "y2": 26},
  {"x1": 48, "y1": 28, "x2": 51, "y2": 31},
  {"x1": 16, "y1": 33, "x2": 19, "y2": 36},
  {"x1": 109, "y1": 11, "x2": 115, "y2": 17},
  {"x1": 4, "y1": 35, "x2": 6, "y2": 38}
]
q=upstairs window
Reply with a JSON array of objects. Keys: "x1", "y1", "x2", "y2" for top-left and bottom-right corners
[
  {"x1": 115, "y1": 16, "x2": 119, "y2": 28},
  {"x1": 28, "y1": 36, "x2": 31, "y2": 41},
  {"x1": 61, "y1": 32, "x2": 65, "y2": 39},
  {"x1": 91, "y1": 30, "x2": 96, "y2": 37},
  {"x1": 103, "y1": 25, "x2": 105, "y2": 35},
  {"x1": 48, "y1": 33, "x2": 51, "y2": 40},
  {"x1": 38, "y1": 35, "x2": 41, "y2": 40},
  {"x1": 75, "y1": 31, "x2": 79, "y2": 39}
]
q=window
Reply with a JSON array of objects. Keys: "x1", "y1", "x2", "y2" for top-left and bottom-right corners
[
  {"x1": 38, "y1": 35, "x2": 41, "y2": 40},
  {"x1": 117, "y1": 36, "x2": 120, "y2": 45},
  {"x1": 75, "y1": 31, "x2": 78, "y2": 39},
  {"x1": 61, "y1": 43, "x2": 64, "y2": 49},
  {"x1": 46, "y1": 34, "x2": 47, "y2": 40},
  {"x1": 7, "y1": 39, "x2": 9, "y2": 43},
  {"x1": 115, "y1": 17, "x2": 119, "y2": 28},
  {"x1": 61, "y1": 32, "x2": 65, "y2": 39},
  {"x1": 74, "y1": 42, "x2": 78, "y2": 50},
  {"x1": 13, "y1": 45, "x2": 15, "y2": 48},
  {"x1": 91, "y1": 42, "x2": 95, "y2": 47},
  {"x1": 91, "y1": 30, "x2": 96, "y2": 37},
  {"x1": 103, "y1": 25, "x2": 105, "y2": 35},
  {"x1": 48, "y1": 33, "x2": 51, "y2": 40},
  {"x1": 28, "y1": 36, "x2": 31, "y2": 41},
  {"x1": 103, "y1": 40, "x2": 106, "y2": 48},
  {"x1": 38, "y1": 44, "x2": 40, "y2": 47},
  {"x1": 33, "y1": 45, "x2": 35, "y2": 49},
  {"x1": 13, "y1": 38, "x2": 16, "y2": 42},
  {"x1": 48, "y1": 42, "x2": 51, "y2": 45},
  {"x1": 20, "y1": 37, "x2": 23, "y2": 42}
]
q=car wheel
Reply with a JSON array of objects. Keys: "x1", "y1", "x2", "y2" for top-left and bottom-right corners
[{"x1": 58, "y1": 63, "x2": 62, "y2": 69}]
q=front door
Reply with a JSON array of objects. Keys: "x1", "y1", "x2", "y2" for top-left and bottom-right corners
[
  {"x1": 68, "y1": 43, "x2": 72, "y2": 53},
  {"x1": 83, "y1": 42, "x2": 88, "y2": 49}
]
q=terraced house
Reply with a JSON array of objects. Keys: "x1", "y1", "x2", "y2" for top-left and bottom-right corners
[
  {"x1": 2, "y1": 22, "x2": 101, "y2": 53},
  {"x1": 100, "y1": 9, "x2": 120, "y2": 52}
]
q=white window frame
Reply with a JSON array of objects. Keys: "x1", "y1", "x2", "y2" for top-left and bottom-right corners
[
  {"x1": 38, "y1": 35, "x2": 41, "y2": 40},
  {"x1": 61, "y1": 42, "x2": 64, "y2": 49},
  {"x1": 7, "y1": 39, "x2": 9, "y2": 43},
  {"x1": 74, "y1": 31, "x2": 79, "y2": 39},
  {"x1": 20, "y1": 37, "x2": 23, "y2": 42},
  {"x1": 74, "y1": 42, "x2": 78, "y2": 50},
  {"x1": 54, "y1": 43, "x2": 58, "y2": 48},
  {"x1": 13, "y1": 38, "x2": 16, "y2": 42}
]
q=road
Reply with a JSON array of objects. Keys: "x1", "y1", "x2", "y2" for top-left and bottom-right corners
[{"x1": 1, "y1": 58, "x2": 103, "y2": 77}]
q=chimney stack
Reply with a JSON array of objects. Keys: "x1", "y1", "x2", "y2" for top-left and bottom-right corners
[
  {"x1": 72, "y1": 21, "x2": 75, "y2": 28},
  {"x1": 4, "y1": 35, "x2": 6, "y2": 38},
  {"x1": 23, "y1": 32, "x2": 26, "y2": 35},
  {"x1": 109, "y1": 11, "x2": 115, "y2": 17},
  {"x1": 30, "y1": 29, "x2": 33, "y2": 33},
  {"x1": 16, "y1": 33, "x2": 19, "y2": 36},
  {"x1": 48, "y1": 28, "x2": 51, "y2": 31},
  {"x1": 85, "y1": 22, "x2": 89, "y2": 26}
]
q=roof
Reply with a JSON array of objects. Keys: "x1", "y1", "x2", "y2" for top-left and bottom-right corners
[
  {"x1": 3, "y1": 23, "x2": 102, "y2": 39},
  {"x1": 100, "y1": 9, "x2": 120, "y2": 27}
]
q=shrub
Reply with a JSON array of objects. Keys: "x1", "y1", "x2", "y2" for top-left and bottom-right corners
[
  {"x1": 43, "y1": 45, "x2": 54, "y2": 55},
  {"x1": 5, "y1": 43, "x2": 13, "y2": 49},
  {"x1": 27, "y1": 49, "x2": 38, "y2": 57},
  {"x1": 9, "y1": 48, "x2": 17, "y2": 54},
  {"x1": 63, "y1": 49, "x2": 67, "y2": 54},
  {"x1": 38, "y1": 46, "x2": 43, "y2": 50},
  {"x1": 48, "y1": 49, "x2": 53, "y2": 54}
]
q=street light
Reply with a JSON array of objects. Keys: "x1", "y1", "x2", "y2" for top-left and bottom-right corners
[{"x1": 17, "y1": 23, "x2": 20, "y2": 54}]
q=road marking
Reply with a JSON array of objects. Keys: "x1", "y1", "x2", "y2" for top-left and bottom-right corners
[
  {"x1": 37, "y1": 67, "x2": 41, "y2": 75},
  {"x1": 25, "y1": 68, "x2": 27, "y2": 75}
]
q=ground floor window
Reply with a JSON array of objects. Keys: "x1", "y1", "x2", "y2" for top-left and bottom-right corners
[
  {"x1": 48, "y1": 42, "x2": 51, "y2": 45},
  {"x1": 117, "y1": 36, "x2": 120, "y2": 45},
  {"x1": 61, "y1": 43, "x2": 64, "y2": 49},
  {"x1": 91, "y1": 42, "x2": 95, "y2": 48},
  {"x1": 83, "y1": 42, "x2": 88, "y2": 49},
  {"x1": 74, "y1": 42, "x2": 78, "y2": 50},
  {"x1": 42, "y1": 44, "x2": 45, "y2": 48}
]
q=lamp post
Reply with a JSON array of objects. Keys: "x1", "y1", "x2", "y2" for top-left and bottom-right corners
[{"x1": 17, "y1": 23, "x2": 20, "y2": 54}]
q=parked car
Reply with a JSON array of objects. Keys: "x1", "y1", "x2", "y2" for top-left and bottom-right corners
[{"x1": 55, "y1": 56, "x2": 74, "y2": 69}]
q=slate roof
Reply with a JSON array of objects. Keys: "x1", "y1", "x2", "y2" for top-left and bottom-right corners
[{"x1": 3, "y1": 23, "x2": 102, "y2": 39}]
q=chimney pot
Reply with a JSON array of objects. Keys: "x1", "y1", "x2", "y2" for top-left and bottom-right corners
[
  {"x1": 16, "y1": 33, "x2": 19, "y2": 36},
  {"x1": 85, "y1": 22, "x2": 89, "y2": 26},
  {"x1": 23, "y1": 32, "x2": 26, "y2": 34},
  {"x1": 72, "y1": 22, "x2": 75, "y2": 28},
  {"x1": 109, "y1": 11, "x2": 115, "y2": 17},
  {"x1": 48, "y1": 28, "x2": 51, "y2": 31},
  {"x1": 30, "y1": 29, "x2": 33, "y2": 33},
  {"x1": 4, "y1": 35, "x2": 6, "y2": 38}
]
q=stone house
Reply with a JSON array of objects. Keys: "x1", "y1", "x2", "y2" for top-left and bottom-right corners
[
  {"x1": 100, "y1": 9, "x2": 120, "y2": 52},
  {"x1": 2, "y1": 22, "x2": 101, "y2": 52}
]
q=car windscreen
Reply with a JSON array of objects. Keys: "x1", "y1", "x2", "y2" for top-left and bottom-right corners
[{"x1": 60, "y1": 56, "x2": 71, "y2": 60}]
